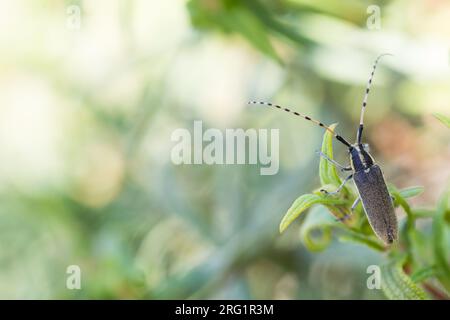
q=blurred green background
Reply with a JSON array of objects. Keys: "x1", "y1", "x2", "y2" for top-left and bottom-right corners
[{"x1": 0, "y1": 0, "x2": 449, "y2": 299}]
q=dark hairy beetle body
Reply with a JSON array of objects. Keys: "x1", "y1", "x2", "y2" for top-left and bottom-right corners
[
  {"x1": 350, "y1": 146, "x2": 397, "y2": 244},
  {"x1": 250, "y1": 54, "x2": 398, "y2": 245}
]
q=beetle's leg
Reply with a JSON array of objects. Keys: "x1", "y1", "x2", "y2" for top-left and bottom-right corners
[
  {"x1": 351, "y1": 197, "x2": 361, "y2": 211},
  {"x1": 335, "y1": 197, "x2": 361, "y2": 222},
  {"x1": 320, "y1": 174, "x2": 353, "y2": 196},
  {"x1": 390, "y1": 195, "x2": 395, "y2": 204},
  {"x1": 316, "y1": 151, "x2": 352, "y2": 172}
]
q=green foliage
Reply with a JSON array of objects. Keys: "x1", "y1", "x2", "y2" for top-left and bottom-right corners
[
  {"x1": 433, "y1": 113, "x2": 450, "y2": 128},
  {"x1": 279, "y1": 194, "x2": 346, "y2": 233},
  {"x1": 279, "y1": 126, "x2": 450, "y2": 300},
  {"x1": 319, "y1": 124, "x2": 343, "y2": 187},
  {"x1": 187, "y1": 0, "x2": 281, "y2": 62},
  {"x1": 381, "y1": 258, "x2": 427, "y2": 300},
  {"x1": 398, "y1": 186, "x2": 425, "y2": 199},
  {"x1": 280, "y1": 124, "x2": 354, "y2": 232},
  {"x1": 298, "y1": 206, "x2": 335, "y2": 251},
  {"x1": 410, "y1": 266, "x2": 436, "y2": 283},
  {"x1": 186, "y1": 0, "x2": 372, "y2": 63},
  {"x1": 433, "y1": 189, "x2": 450, "y2": 292}
]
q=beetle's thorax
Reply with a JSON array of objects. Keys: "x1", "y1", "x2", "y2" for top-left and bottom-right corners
[{"x1": 349, "y1": 144, "x2": 375, "y2": 172}]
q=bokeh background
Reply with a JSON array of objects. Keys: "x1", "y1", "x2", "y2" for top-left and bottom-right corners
[{"x1": 0, "y1": 0, "x2": 449, "y2": 299}]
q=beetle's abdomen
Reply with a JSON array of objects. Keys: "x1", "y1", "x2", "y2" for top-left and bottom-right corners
[{"x1": 353, "y1": 165, "x2": 398, "y2": 244}]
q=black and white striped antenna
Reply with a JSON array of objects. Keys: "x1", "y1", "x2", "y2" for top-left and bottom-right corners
[
  {"x1": 356, "y1": 53, "x2": 392, "y2": 144},
  {"x1": 248, "y1": 100, "x2": 352, "y2": 147}
]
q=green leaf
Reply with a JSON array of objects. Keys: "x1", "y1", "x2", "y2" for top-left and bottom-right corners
[
  {"x1": 323, "y1": 204, "x2": 352, "y2": 223},
  {"x1": 388, "y1": 185, "x2": 412, "y2": 216},
  {"x1": 187, "y1": 1, "x2": 280, "y2": 62},
  {"x1": 399, "y1": 186, "x2": 424, "y2": 199},
  {"x1": 227, "y1": 9, "x2": 280, "y2": 62},
  {"x1": 411, "y1": 208, "x2": 435, "y2": 218},
  {"x1": 279, "y1": 193, "x2": 345, "y2": 233},
  {"x1": 410, "y1": 266, "x2": 436, "y2": 283},
  {"x1": 389, "y1": 185, "x2": 417, "y2": 264},
  {"x1": 299, "y1": 206, "x2": 337, "y2": 251},
  {"x1": 287, "y1": 0, "x2": 367, "y2": 22},
  {"x1": 432, "y1": 188, "x2": 450, "y2": 292},
  {"x1": 433, "y1": 113, "x2": 450, "y2": 128},
  {"x1": 381, "y1": 259, "x2": 427, "y2": 300},
  {"x1": 314, "y1": 185, "x2": 352, "y2": 222},
  {"x1": 319, "y1": 123, "x2": 342, "y2": 187},
  {"x1": 338, "y1": 229, "x2": 385, "y2": 252}
]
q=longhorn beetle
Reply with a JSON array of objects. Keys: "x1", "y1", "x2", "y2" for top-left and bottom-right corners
[{"x1": 249, "y1": 54, "x2": 397, "y2": 245}]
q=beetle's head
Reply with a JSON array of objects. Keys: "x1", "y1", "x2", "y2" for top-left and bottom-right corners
[
  {"x1": 347, "y1": 143, "x2": 370, "y2": 153},
  {"x1": 348, "y1": 143, "x2": 374, "y2": 172}
]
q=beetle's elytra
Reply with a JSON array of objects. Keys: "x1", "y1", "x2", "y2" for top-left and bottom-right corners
[
  {"x1": 250, "y1": 54, "x2": 398, "y2": 245},
  {"x1": 353, "y1": 164, "x2": 397, "y2": 244}
]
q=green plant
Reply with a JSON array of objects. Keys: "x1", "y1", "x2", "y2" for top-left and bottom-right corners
[
  {"x1": 433, "y1": 113, "x2": 450, "y2": 129},
  {"x1": 279, "y1": 124, "x2": 450, "y2": 300}
]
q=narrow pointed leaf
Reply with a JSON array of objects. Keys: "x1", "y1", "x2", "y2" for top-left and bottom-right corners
[
  {"x1": 319, "y1": 123, "x2": 342, "y2": 187},
  {"x1": 399, "y1": 186, "x2": 424, "y2": 199},
  {"x1": 410, "y1": 266, "x2": 436, "y2": 283},
  {"x1": 381, "y1": 260, "x2": 427, "y2": 300},
  {"x1": 338, "y1": 229, "x2": 385, "y2": 251},
  {"x1": 433, "y1": 188, "x2": 450, "y2": 292},
  {"x1": 279, "y1": 193, "x2": 345, "y2": 233},
  {"x1": 433, "y1": 113, "x2": 450, "y2": 128},
  {"x1": 299, "y1": 206, "x2": 337, "y2": 251}
]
